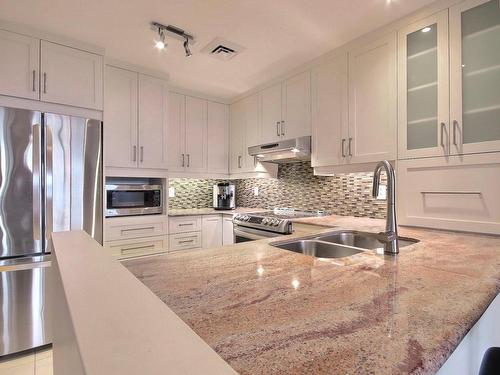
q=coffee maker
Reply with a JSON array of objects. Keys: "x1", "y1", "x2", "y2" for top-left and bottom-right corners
[{"x1": 213, "y1": 183, "x2": 235, "y2": 210}]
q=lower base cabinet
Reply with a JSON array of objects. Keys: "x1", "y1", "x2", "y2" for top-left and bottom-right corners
[
  {"x1": 397, "y1": 153, "x2": 500, "y2": 235},
  {"x1": 169, "y1": 232, "x2": 202, "y2": 251},
  {"x1": 202, "y1": 215, "x2": 223, "y2": 249},
  {"x1": 222, "y1": 215, "x2": 234, "y2": 245},
  {"x1": 105, "y1": 236, "x2": 168, "y2": 259}
]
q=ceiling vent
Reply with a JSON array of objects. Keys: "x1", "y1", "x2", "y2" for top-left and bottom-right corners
[{"x1": 201, "y1": 37, "x2": 245, "y2": 61}]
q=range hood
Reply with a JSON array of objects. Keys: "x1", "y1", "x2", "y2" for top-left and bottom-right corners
[{"x1": 248, "y1": 136, "x2": 311, "y2": 164}]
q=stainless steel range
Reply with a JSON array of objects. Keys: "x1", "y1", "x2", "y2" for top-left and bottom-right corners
[{"x1": 233, "y1": 208, "x2": 328, "y2": 242}]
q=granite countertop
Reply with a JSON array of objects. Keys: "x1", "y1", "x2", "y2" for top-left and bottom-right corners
[
  {"x1": 168, "y1": 207, "x2": 267, "y2": 216},
  {"x1": 124, "y1": 215, "x2": 500, "y2": 374}
]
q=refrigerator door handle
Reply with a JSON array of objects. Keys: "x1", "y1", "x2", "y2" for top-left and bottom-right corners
[
  {"x1": 32, "y1": 124, "x2": 41, "y2": 241},
  {"x1": 45, "y1": 125, "x2": 53, "y2": 248}
]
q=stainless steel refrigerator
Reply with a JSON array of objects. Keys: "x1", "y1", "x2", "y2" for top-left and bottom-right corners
[{"x1": 0, "y1": 106, "x2": 102, "y2": 356}]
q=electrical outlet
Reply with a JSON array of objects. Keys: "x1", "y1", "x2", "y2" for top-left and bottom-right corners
[
  {"x1": 168, "y1": 186, "x2": 175, "y2": 198},
  {"x1": 253, "y1": 186, "x2": 259, "y2": 196},
  {"x1": 377, "y1": 185, "x2": 387, "y2": 200}
]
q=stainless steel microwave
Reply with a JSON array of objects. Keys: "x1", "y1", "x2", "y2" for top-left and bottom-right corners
[{"x1": 105, "y1": 184, "x2": 163, "y2": 217}]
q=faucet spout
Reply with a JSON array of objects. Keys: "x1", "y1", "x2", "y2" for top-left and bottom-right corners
[{"x1": 372, "y1": 160, "x2": 399, "y2": 254}]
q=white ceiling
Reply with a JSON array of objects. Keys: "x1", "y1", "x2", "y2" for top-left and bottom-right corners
[{"x1": 0, "y1": 0, "x2": 435, "y2": 100}]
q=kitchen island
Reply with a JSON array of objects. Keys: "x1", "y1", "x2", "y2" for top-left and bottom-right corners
[{"x1": 124, "y1": 216, "x2": 500, "y2": 374}]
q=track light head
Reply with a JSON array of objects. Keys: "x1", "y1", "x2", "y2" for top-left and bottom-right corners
[
  {"x1": 183, "y1": 37, "x2": 192, "y2": 57},
  {"x1": 155, "y1": 29, "x2": 166, "y2": 50}
]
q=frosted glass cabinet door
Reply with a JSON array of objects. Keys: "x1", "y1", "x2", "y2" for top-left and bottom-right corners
[
  {"x1": 450, "y1": 0, "x2": 500, "y2": 155},
  {"x1": 398, "y1": 10, "x2": 449, "y2": 159}
]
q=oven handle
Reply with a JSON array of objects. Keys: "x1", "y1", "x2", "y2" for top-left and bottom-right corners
[{"x1": 233, "y1": 226, "x2": 280, "y2": 240}]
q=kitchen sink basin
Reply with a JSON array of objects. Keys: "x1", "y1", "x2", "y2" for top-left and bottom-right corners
[
  {"x1": 275, "y1": 240, "x2": 363, "y2": 259},
  {"x1": 271, "y1": 230, "x2": 419, "y2": 259},
  {"x1": 314, "y1": 230, "x2": 419, "y2": 250}
]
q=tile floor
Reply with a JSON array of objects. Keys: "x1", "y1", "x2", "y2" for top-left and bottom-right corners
[{"x1": 0, "y1": 346, "x2": 52, "y2": 375}]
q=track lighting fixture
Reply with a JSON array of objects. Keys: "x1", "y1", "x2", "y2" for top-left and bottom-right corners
[
  {"x1": 151, "y1": 22, "x2": 195, "y2": 57},
  {"x1": 183, "y1": 37, "x2": 192, "y2": 57},
  {"x1": 155, "y1": 29, "x2": 166, "y2": 50}
]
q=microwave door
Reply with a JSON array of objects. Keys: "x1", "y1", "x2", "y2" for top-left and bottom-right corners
[{"x1": 43, "y1": 113, "x2": 102, "y2": 251}]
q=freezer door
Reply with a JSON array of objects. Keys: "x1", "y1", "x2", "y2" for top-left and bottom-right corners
[
  {"x1": 0, "y1": 107, "x2": 42, "y2": 258},
  {"x1": 44, "y1": 114, "x2": 102, "y2": 251},
  {"x1": 0, "y1": 259, "x2": 52, "y2": 356}
]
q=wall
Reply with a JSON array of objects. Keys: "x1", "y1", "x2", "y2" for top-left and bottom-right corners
[{"x1": 169, "y1": 162, "x2": 386, "y2": 219}]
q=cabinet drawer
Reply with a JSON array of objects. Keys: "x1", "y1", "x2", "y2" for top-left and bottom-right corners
[
  {"x1": 397, "y1": 154, "x2": 500, "y2": 234},
  {"x1": 105, "y1": 236, "x2": 167, "y2": 260},
  {"x1": 169, "y1": 232, "x2": 202, "y2": 251},
  {"x1": 169, "y1": 216, "x2": 202, "y2": 234},
  {"x1": 106, "y1": 217, "x2": 167, "y2": 241}
]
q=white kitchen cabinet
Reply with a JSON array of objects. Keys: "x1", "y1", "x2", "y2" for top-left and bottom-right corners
[
  {"x1": 282, "y1": 71, "x2": 311, "y2": 139},
  {"x1": 230, "y1": 93, "x2": 274, "y2": 174},
  {"x1": 105, "y1": 235, "x2": 168, "y2": 260},
  {"x1": 207, "y1": 101, "x2": 229, "y2": 174},
  {"x1": 398, "y1": 11, "x2": 449, "y2": 159},
  {"x1": 0, "y1": 30, "x2": 39, "y2": 100},
  {"x1": 169, "y1": 215, "x2": 202, "y2": 234},
  {"x1": 260, "y1": 71, "x2": 311, "y2": 144},
  {"x1": 261, "y1": 83, "x2": 282, "y2": 143},
  {"x1": 202, "y1": 215, "x2": 223, "y2": 248},
  {"x1": 104, "y1": 66, "x2": 138, "y2": 168},
  {"x1": 397, "y1": 152, "x2": 500, "y2": 235},
  {"x1": 138, "y1": 74, "x2": 169, "y2": 169},
  {"x1": 40, "y1": 40, "x2": 103, "y2": 110},
  {"x1": 229, "y1": 99, "x2": 246, "y2": 173},
  {"x1": 348, "y1": 33, "x2": 397, "y2": 163},
  {"x1": 167, "y1": 92, "x2": 186, "y2": 172},
  {"x1": 169, "y1": 232, "x2": 202, "y2": 251},
  {"x1": 104, "y1": 66, "x2": 168, "y2": 170},
  {"x1": 311, "y1": 53, "x2": 348, "y2": 168},
  {"x1": 449, "y1": 0, "x2": 500, "y2": 155},
  {"x1": 222, "y1": 215, "x2": 234, "y2": 245},
  {"x1": 185, "y1": 96, "x2": 208, "y2": 172}
]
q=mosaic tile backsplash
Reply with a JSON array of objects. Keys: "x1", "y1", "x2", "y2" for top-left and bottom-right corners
[{"x1": 169, "y1": 162, "x2": 387, "y2": 219}]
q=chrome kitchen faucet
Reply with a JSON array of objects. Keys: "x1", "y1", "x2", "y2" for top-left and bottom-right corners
[{"x1": 372, "y1": 160, "x2": 399, "y2": 254}]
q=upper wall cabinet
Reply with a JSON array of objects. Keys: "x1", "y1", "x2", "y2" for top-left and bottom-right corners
[
  {"x1": 449, "y1": 0, "x2": 500, "y2": 155},
  {"x1": 137, "y1": 74, "x2": 169, "y2": 169},
  {"x1": 260, "y1": 71, "x2": 311, "y2": 144},
  {"x1": 41, "y1": 41, "x2": 103, "y2": 110},
  {"x1": 398, "y1": 10, "x2": 449, "y2": 159},
  {"x1": 230, "y1": 93, "x2": 275, "y2": 175},
  {"x1": 0, "y1": 31, "x2": 103, "y2": 110},
  {"x1": 348, "y1": 33, "x2": 397, "y2": 164},
  {"x1": 104, "y1": 66, "x2": 138, "y2": 169},
  {"x1": 0, "y1": 30, "x2": 39, "y2": 100},
  {"x1": 207, "y1": 101, "x2": 229, "y2": 174},
  {"x1": 104, "y1": 65, "x2": 168, "y2": 169},
  {"x1": 168, "y1": 93, "x2": 227, "y2": 175},
  {"x1": 311, "y1": 53, "x2": 348, "y2": 168}
]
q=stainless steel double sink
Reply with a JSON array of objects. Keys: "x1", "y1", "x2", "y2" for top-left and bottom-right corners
[{"x1": 271, "y1": 230, "x2": 419, "y2": 259}]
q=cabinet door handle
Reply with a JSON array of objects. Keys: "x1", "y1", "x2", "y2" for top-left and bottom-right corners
[
  {"x1": 452, "y1": 120, "x2": 459, "y2": 146},
  {"x1": 122, "y1": 244, "x2": 155, "y2": 253},
  {"x1": 181, "y1": 154, "x2": 185, "y2": 167},
  {"x1": 276, "y1": 121, "x2": 280, "y2": 137},
  {"x1": 178, "y1": 223, "x2": 194, "y2": 227},
  {"x1": 341, "y1": 139, "x2": 346, "y2": 157},
  {"x1": 133, "y1": 145, "x2": 137, "y2": 162},
  {"x1": 43, "y1": 72, "x2": 47, "y2": 94},
  {"x1": 32, "y1": 70, "x2": 36, "y2": 92},
  {"x1": 281, "y1": 120, "x2": 285, "y2": 136},
  {"x1": 121, "y1": 226, "x2": 155, "y2": 233},
  {"x1": 187, "y1": 154, "x2": 190, "y2": 167},
  {"x1": 348, "y1": 137, "x2": 352, "y2": 156},
  {"x1": 421, "y1": 191, "x2": 481, "y2": 195},
  {"x1": 238, "y1": 155, "x2": 242, "y2": 168},
  {"x1": 178, "y1": 239, "x2": 195, "y2": 244},
  {"x1": 440, "y1": 122, "x2": 446, "y2": 148},
  {"x1": 140, "y1": 146, "x2": 144, "y2": 162}
]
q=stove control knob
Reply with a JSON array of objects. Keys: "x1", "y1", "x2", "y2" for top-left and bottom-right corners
[
  {"x1": 272, "y1": 219, "x2": 279, "y2": 226},
  {"x1": 261, "y1": 218, "x2": 268, "y2": 225}
]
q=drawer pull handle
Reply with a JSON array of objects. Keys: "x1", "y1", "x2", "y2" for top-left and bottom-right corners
[
  {"x1": 178, "y1": 239, "x2": 195, "y2": 244},
  {"x1": 121, "y1": 226, "x2": 155, "y2": 233},
  {"x1": 122, "y1": 244, "x2": 155, "y2": 252},
  {"x1": 178, "y1": 223, "x2": 194, "y2": 226},
  {"x1": 420, "y1": 191, "x2": 482, "y2": 195}
]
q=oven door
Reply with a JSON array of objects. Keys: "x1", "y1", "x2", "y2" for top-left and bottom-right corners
[
  {"x1": 233, "y1": 225, "x2": 282, "y2": 243},
  {"x1": 106, "y1": 184, "x2": 162, "y2": 217}
]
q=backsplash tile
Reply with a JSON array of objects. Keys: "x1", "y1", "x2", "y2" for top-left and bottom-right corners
[{"x1": 169, "y1": 162, "x2": 386, "y2": 219}]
